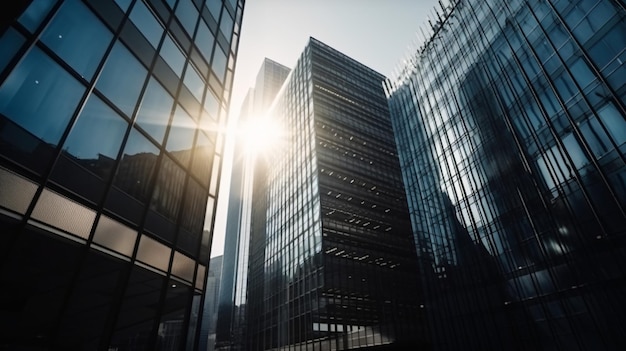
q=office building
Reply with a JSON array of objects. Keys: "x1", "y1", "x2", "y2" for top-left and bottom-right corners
[
  {"x1": 386, "y1": 0, "x2": 626, "y2": 350},
  {"x1": 216, "y1": 58, "x2": 290, "y2": 350},
  {"x1": 246, "y1": 38, "x2": 427, "y2": 350},
  {"x1": 0, "y1": 0, "x2": 243, "y2": 349}
]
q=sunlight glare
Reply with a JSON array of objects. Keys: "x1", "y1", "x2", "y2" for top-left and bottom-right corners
[{"x1": 240, "y1": 115, "x2": 284, "y2": 156}]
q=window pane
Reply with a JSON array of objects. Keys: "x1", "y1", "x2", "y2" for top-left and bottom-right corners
[
  {"x1": 115, "y1": 0, "x2": 132, "y2": 11},
  {"x1": 212, "y1": 45, "x2": 227, "y2": 83},
  {"x1": 96, "y1": 41, "x2": 147, "y2": 116},
  {"x1": 0, "y1": 28, "x2": 25, "y2": 73},
  {"x1": 41, "y1": 0, "x2": 113, "y2": 80},
  {"x1": 0, "y1": 47, "x2": 84, "y2": 144},
  {"x1": 160, "y1": 35, "x2": 186, "y2": 76},
  {"x1": 167, "y1": 105, "x2": 196, "y2": 164},
  {"x1": 151, "y1": 156, "x2": 185, "y2": 221},
  {"x1": 219, "y1": 10, "x2": 233, "y2": 38},
  {"x1": 176, "y1": 0, "x2": 199, "y2": 36},
  {"x1": 129, "y1": 0, "x2": 163, "y2": 48},
  {"x1": 192, "y1": 131, "x2": 214, "y2": 186},
  {"x1": 63, "y1": 95, "x2": 127, "y2": 175},
  {"x1": 115, "y1": 128, "x2": 159, "y2": 202},
  {"x1": 206, "y1": 0, "x2": 221, "y2": 20},
  {"x1": 195, "y1": 19, "x2": 214, "y2": 63},
  {"x1": 204, "y1": 88, "x2": 220, "y2": 119},
  {"x1": 183, "y1": 64, "x2": 204, "y2": 102},
  {"x1": 136, "y1": 78, "x2": 174, "y2": 144},
  {"x1": 18, "y1": 0, "x2": 56, "y2": 32}
]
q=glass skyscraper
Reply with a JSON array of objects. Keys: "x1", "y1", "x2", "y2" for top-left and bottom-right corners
[
  {"x1": 386, "y1": 0, "x2": 626, "y2": 350},
  {"x1": 0, "y1": 0, "x2": 243, "y2": 349},
  {"x1": 246, "y1": 38, "x2": 427, "y2": 351}
]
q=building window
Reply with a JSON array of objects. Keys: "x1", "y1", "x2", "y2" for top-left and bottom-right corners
[
  {"x1": 0, "y1": 47, "x2": 84, "y2": 145},
  {"x1": 136, "y1": 77, "x2": 174, "y2": 144},
  {"x1": 128, "y1": 0, "x2": 164, "y2": 48},
  {"x1": 96, "y1": 41, "x2": 148, "y2": 116},
  {"x1": 41, "y1": 0, "x2": 113, "y2": 80}
]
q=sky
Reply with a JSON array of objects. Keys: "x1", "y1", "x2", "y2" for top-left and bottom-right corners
[{"x1": 210, "y1": 0, "x2": 441, "y2": 257}]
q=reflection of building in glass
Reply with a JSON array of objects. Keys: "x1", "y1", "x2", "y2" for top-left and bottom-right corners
[
  {"x1": 199, "y1": 255, "x2": 223, "y2": 351},
  {"x1": 386, "y1": 0, "x2": 626, "y2": 350},
  {"x1": 245, "y1": 38, "x2": 428, "y2": 350},
  {"x1": 0, "y1": 0, "x2": 243, "y2": 349},
  {"x1": 217, "y1": 58, "x2": 290, "y2": 351}
]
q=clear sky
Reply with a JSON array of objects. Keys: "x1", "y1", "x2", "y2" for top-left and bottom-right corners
[{"x1": 211, "y1": 0, "x2": 441, "y2": 257}]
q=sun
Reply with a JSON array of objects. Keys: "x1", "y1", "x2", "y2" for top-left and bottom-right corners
[{"x1": 239, "y1": 115, "x2": 285, "y2": 157}]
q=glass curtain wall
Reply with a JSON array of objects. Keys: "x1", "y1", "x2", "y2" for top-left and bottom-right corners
[
  {"x1": 386, "y1": 0, "x2": 626, "y2": 350},
  {"x1": 0, "y1": 0, "x2": 243, "y2": 349}
]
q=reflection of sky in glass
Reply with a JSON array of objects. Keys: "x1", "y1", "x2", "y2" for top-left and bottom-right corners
[
  {"x1": 0, "y1": 47, "x2": 84, "y2": 145},
  {"x1": 160, "y1": 35, "x2": 185, "y2": 76},
  {"x1": 129, "y1": 0, "x2": 163, "y2": 48},
  {"x1": 63, "y1": 95, "x2": 127, "y2": 159},
  {"x1": 41, "y1": 0, "x2": 112, "y2": 80},
  {"x1": 136, "y1": 78, "x2": 173, "y2": 144},
  {"x1": 167, "y1": 105, "x2": 196, "y2": 152},
  {"x1": 123, "y1": 128, "x2": 159, "y2": 156}
]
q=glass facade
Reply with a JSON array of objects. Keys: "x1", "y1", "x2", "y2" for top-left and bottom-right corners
[
  {"x1": 0, "y1": 0, "x2": 243, "y2": 349},
  {"x1": 386, "y1": 0, "x2": 626, "y2": 350},
  {"x1": 246, "y1": 38, "x2": 427, "y2": 350}
]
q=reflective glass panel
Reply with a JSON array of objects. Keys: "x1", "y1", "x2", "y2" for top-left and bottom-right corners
[
  {"x1": 41, "y1": 0, "x2": 113, "y2": 80},
  {"x1": 18, "y1": 0, "x2": 56, "y2": 32},
  {"x1": 192, "y1": 131, "x2": 214, "y2": 186},
  {"x1": 63, "y1": 95, "x2": 127, "y2": 176},
  {"x1": 114, "y1": 128, "x2": 159, "y2": 202},
  {"x1": 219, "y1": 10, "x2": 234, "y2": 38},
  {"x1": 167, "y1": 105, "x2": 196, "y2": 165},
  {"x1": 151, "y1": 156, "x2": 185, "y2": 220},
  {"x1": 135, "y1": 77, "x2": 174, "y2": 144},
  {"x1": 96, "y1": 41, "x2": 147, "y2": 116},
  {"x1": 0, "y1": 47, "x2": 84, "y2": 145},
  {"x1": 183, "y1": 64, "x2": 205, "y2": 102},
  {"x1": 195, "y1": 19, "x2": 215, "y2": 63},
  {"x1": 212, "y1": 45, "x2": 227, "y2": 82},
  {"x1": 204, "y1": 88, "x2": 220, "y2": 119},
  {"x1": 160, "y1": 35, "x2": 186, "y2": 76},
  {"x1": 129, "y1": 0, "x2": 163, "y2": 48},
  {"x1": 114, "y1": 0, "x2": 132, "y2": 11},
  {"x1": 176, "y1": 0, "x2": 199, "y2": 36},
  {"x1": 0, "y1": 28, "x2": 25, "y2": 73},
  {"x1": 206, "y1": 0, "x2": 221, "y2": 20}
]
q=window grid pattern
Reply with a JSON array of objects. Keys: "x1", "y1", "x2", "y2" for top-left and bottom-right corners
[
  {"x1": 386, "y1": 0, "x2": 626, "y2": 350},
  {"x1": 0, "y1": 0, "x2": 244, "y2": 349}
]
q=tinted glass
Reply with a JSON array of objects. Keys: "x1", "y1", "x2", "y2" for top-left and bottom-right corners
[
  {"x1": 219, "y1": 10, "x2": 234, "y2": 38},
  {"x1": 63, "y1": 95, "x2": 127, "y2": 175},
  {"x1": 0, "y1": 47, "x2": 84, "y2": 145},
  {"x1": 129, "y1": 0, "x2": 163, "y2": 48},
  {"x1": 114, "y1": 0, "x2": 132, "y2": 11},
  {"x1": 0, "y1": 28, "x2": 25, "y2": 73},
  {"x1": 167, "y1": 105, "x2": 196, "y2": 164},
  {"x1": 203, "y1": 88, "x2": 220, "y2": 119},
  {"x1": 212, "y1": 45, "x2": 227, "y2": 83},
  {"x1": 150, "y1": 156, "x2": 185, "y2": 220},
  {"x1": 160, "y1": 35, "x2": 186, "y2": 76},
  {"x1": 176, "y1": 0, "x2": 199, "y2": 36},
  {"x1": 192, "y1": 131, "x2": 214, "y2": 186},
  {"x1": 114, "y1": 128, "x2": 159, "y2": 202},
  {"x1": 195, "y1": 19, "x2": 214, "y2": 62},
  {"x1": 136, "y1": 77, "x2": 174, "y2": 144},
  {"x1": 96, "y1": 41, "x2": 147, "y2": 116},
  {"x1": 18, "y1": 0, "x2": 56, "y2": 32},
  {"x1": 206, "y1": 0, "x2": 221, "y2": 20},
  {"x1": 183, "y1": 64, "x2": 205, "y2": 102},
  {"x1": 41, "y1": 0, "x2": 113, "y2": 80}
]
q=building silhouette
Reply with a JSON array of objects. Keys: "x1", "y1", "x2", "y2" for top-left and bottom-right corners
[
  {"x1": 245, "y1": 38, "x2": 428, "y2": 351},
  {"x1": 386, "y1": 0, "x2": 626, "y2": 350},
  {"x1": 0, "y1": 0, "x2": 243, "y2": 349}
]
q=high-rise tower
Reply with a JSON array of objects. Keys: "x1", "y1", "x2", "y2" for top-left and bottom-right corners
[
  {"x1": 246, "y1": 38, "x2": 427, "y2": 350},
  {"x1": 0, "y1": 0, "x2": 243, "y2": 349},
  {"x1": 386, "y1": 0, "x2": 626, "y2": 350}
]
